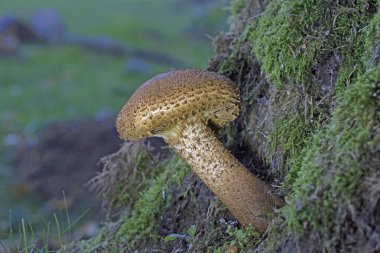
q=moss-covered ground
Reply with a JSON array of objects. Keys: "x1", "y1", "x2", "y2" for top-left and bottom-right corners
[
  {"x1": 117, "y1": 157, "x2": 190, "y2": 246},
  {"x1": 246, "y1": 0, "x2": 379, "y2": 236},
  {"x1": 214, "y1": 0, "x2": 380, "y2": 251},
  {"x1": 7, "y1": 0, "x2": 379, "y2": 251},
  {"x1": 82, "y1": 0, "x2": 380, "y2": 251},
  {"x1": 206, "y1": 0, "x2": 380, "y2": 251},
  {"x1": 283, "y1": 66, "x2": 380, "y2": 228},
  {"x1": 67, "y1": 155, "x2": 191, "y2": 252}
]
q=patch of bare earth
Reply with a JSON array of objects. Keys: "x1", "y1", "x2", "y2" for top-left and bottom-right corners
[{"x1": 10, "y1": 116, "x2": 121, "y2": 221}]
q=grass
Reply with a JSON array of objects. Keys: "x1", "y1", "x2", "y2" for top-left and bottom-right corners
[
  {"x1": 1, "y1": 192, "x2": 89, "y2": 252},
  {"x1": 0, "y1": 47, "x2": 127, "y2": 129},
  {"x1": 63, "y1": 156, "x2": 190, "y2": 253},
  {"x1": 0, "y1": 0, "x2": 222, "y2": 60},
  {"x1": 0, "y1": 0, "x2": 228, "y2": 138}
]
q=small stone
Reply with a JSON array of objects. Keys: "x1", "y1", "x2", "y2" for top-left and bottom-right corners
[
  {"x1": 123, "y1": 59, "x2": 150, "y2": 74},
  {"x1": 3, "y1": 133, "x2": 21, "y2": 146},
  {"x1": 295, "y1": 198, "x2": 302, "y2": 211},
  {"x1": 226, "y1": 245, "x2": 240, "y2": 253},
  {"x1": 31, "y1": 8, "x2": 66, "y2": 42}
]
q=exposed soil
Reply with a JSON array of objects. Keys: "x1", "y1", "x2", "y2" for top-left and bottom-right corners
[{"x1": 10, "y1": 116, "x2": 122, "y2": 219}]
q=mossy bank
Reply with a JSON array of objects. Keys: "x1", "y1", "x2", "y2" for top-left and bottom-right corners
[{"x1": 66, "y1": 0, "x2": 380, "y2": 252}]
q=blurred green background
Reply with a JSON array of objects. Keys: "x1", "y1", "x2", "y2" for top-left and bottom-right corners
[
  {"x1": 0, "y1": 0, "x2": 228, "y2": 137},
  {"x1": 0, "y1": 0, "x2": 229, "y2": 246}
]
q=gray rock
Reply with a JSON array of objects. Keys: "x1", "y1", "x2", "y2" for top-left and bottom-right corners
[
  {"x1": 123, "y1": 58, "x2": 150, "y2": 74},
  {"x1": 31, "y1": 8, "x2": 66, "y2": 42}
]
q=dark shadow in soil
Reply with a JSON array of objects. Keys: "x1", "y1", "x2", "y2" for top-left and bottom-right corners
[{"x1": 10, "y1": 115, "x2": 122, "y2": 221}]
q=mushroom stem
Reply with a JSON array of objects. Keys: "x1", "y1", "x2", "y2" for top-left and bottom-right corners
[{"x1": 163, "y1": 121, "x2": 283, "y2": 233}]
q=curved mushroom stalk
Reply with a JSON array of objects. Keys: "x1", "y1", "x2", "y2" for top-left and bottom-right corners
[{"x1": 163, "y1": 121, "x2": 283, "y2": 232}]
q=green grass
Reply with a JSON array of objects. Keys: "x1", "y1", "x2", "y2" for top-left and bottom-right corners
[
  {"x1": 0, "y1": 0, "x2": 221, "y2": 60},
  {"x1": 0, "y1": 0, "x2": 227, "y2": 189},
  {"x1": 0, "y1": 0, "x2": 228, "y2": 137},
  {"x1": 0, "y1": 47, "x2": 126, "y2": 129},
  {"x1": 1, "y1": 192, "x2": 89, "y2": 253}
]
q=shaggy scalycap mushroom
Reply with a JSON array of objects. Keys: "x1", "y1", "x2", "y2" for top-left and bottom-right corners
[{"x1": 117, "y1": 69, "x2": 283, "y2": 232}]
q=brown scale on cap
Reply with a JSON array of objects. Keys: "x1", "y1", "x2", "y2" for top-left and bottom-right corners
[{"x1": 116, "y1": 69, "x2": 284, "y2": 233}]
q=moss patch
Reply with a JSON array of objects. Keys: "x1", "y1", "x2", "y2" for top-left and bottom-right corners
[
  {"x1": 211, "y1": 0, "x2": 380, "y2": 251},
  {"x1": 250, "y1": 0, "x2": 376, "y2": 88},
  {"x1": 212, "y1": 225, "x2": 260, "y2": 253},
  {"x1": 229, "y1": 0, "x2": 249, "y2": 18},
  {"x1": 65, "y1": 156, "x2": 190, "y2": 252},
  {"x1": 216, "y1": 0, "x2": 378, "y2": 186},
  {"x1": 250, "y1": 0, "x2": 378, "y2": 184},
  {"x1": 283, "y1": 67, "x2": 380, "y2": 231},
  {"x1": 117, "y1": 156, "x2": 190, "y2": 247},
  {"x1": 266, "y1": 116, "x2": 315, "y2": 167}
]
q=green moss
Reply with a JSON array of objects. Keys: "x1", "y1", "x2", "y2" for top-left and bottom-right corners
[
  {"x1": 283, "y1": 148, "x2": 307, "y2": 188},
  {"x1": 283, "y1": 67, "x2": 380, "y2": 231},
  {"x1": 67, "y1": 156, "x2": 190, "y2": 252},
  {"x1": 218, "y1": 52, "x2": 239, "y2": 76},
  {"x1": 271, "y1": 1, "x2": 380, "y2": 231},
  {"x1": 229, "y1": 0, "x2": 248, "y2": 17},
  {"x1": 211, "y1": 226, "x2": 260, "y2": 253},
  {"x1": 225, "y1": 225, "x2": 260, "y2": 249},
  {"x1": 367, "y1": 4, "x2": 380, "y2": 67},
  {"x1": 117, "y1": 156, "x2": 190, "y2": 246},
  {"x1": 266, "y1": 116, "x2": 315, "y2": 166},
  {"x1": 265, "y1": 114, "x2": 319, "y2": 190},
  {"x1": 113, "y1": 152, "x2": 156, "y2": 207},
  {"x1": 251, "y1": 0, "x2": 379, "y2": 192},
  {"x1": 250, "y1": 0, "x2": 323, "y2": 85},
  {"x1": 250, "y1": 0, "x2": 376, "y2": 88}
]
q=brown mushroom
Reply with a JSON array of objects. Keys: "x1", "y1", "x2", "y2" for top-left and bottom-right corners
[{"x1": 116, "y1": 69, "x2": 283, "y2": 232}]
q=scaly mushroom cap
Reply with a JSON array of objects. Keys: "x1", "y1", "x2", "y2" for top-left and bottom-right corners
[{"x1": 116, "y1": 69, "x2": 240, "y2": 140}]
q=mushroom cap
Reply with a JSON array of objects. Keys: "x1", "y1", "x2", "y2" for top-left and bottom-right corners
[{"x1": 116, "y1": 69, "x2": 240, "y2": 141}]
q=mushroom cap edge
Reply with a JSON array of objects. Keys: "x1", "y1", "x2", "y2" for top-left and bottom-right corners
[{"x1": 116, "y1": 69, "x2": 240, "y2": 141}]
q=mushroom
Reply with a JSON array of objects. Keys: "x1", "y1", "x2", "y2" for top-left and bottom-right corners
[{"x1": 116, "y1": 69, "x2": 283, "y2": 232}]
